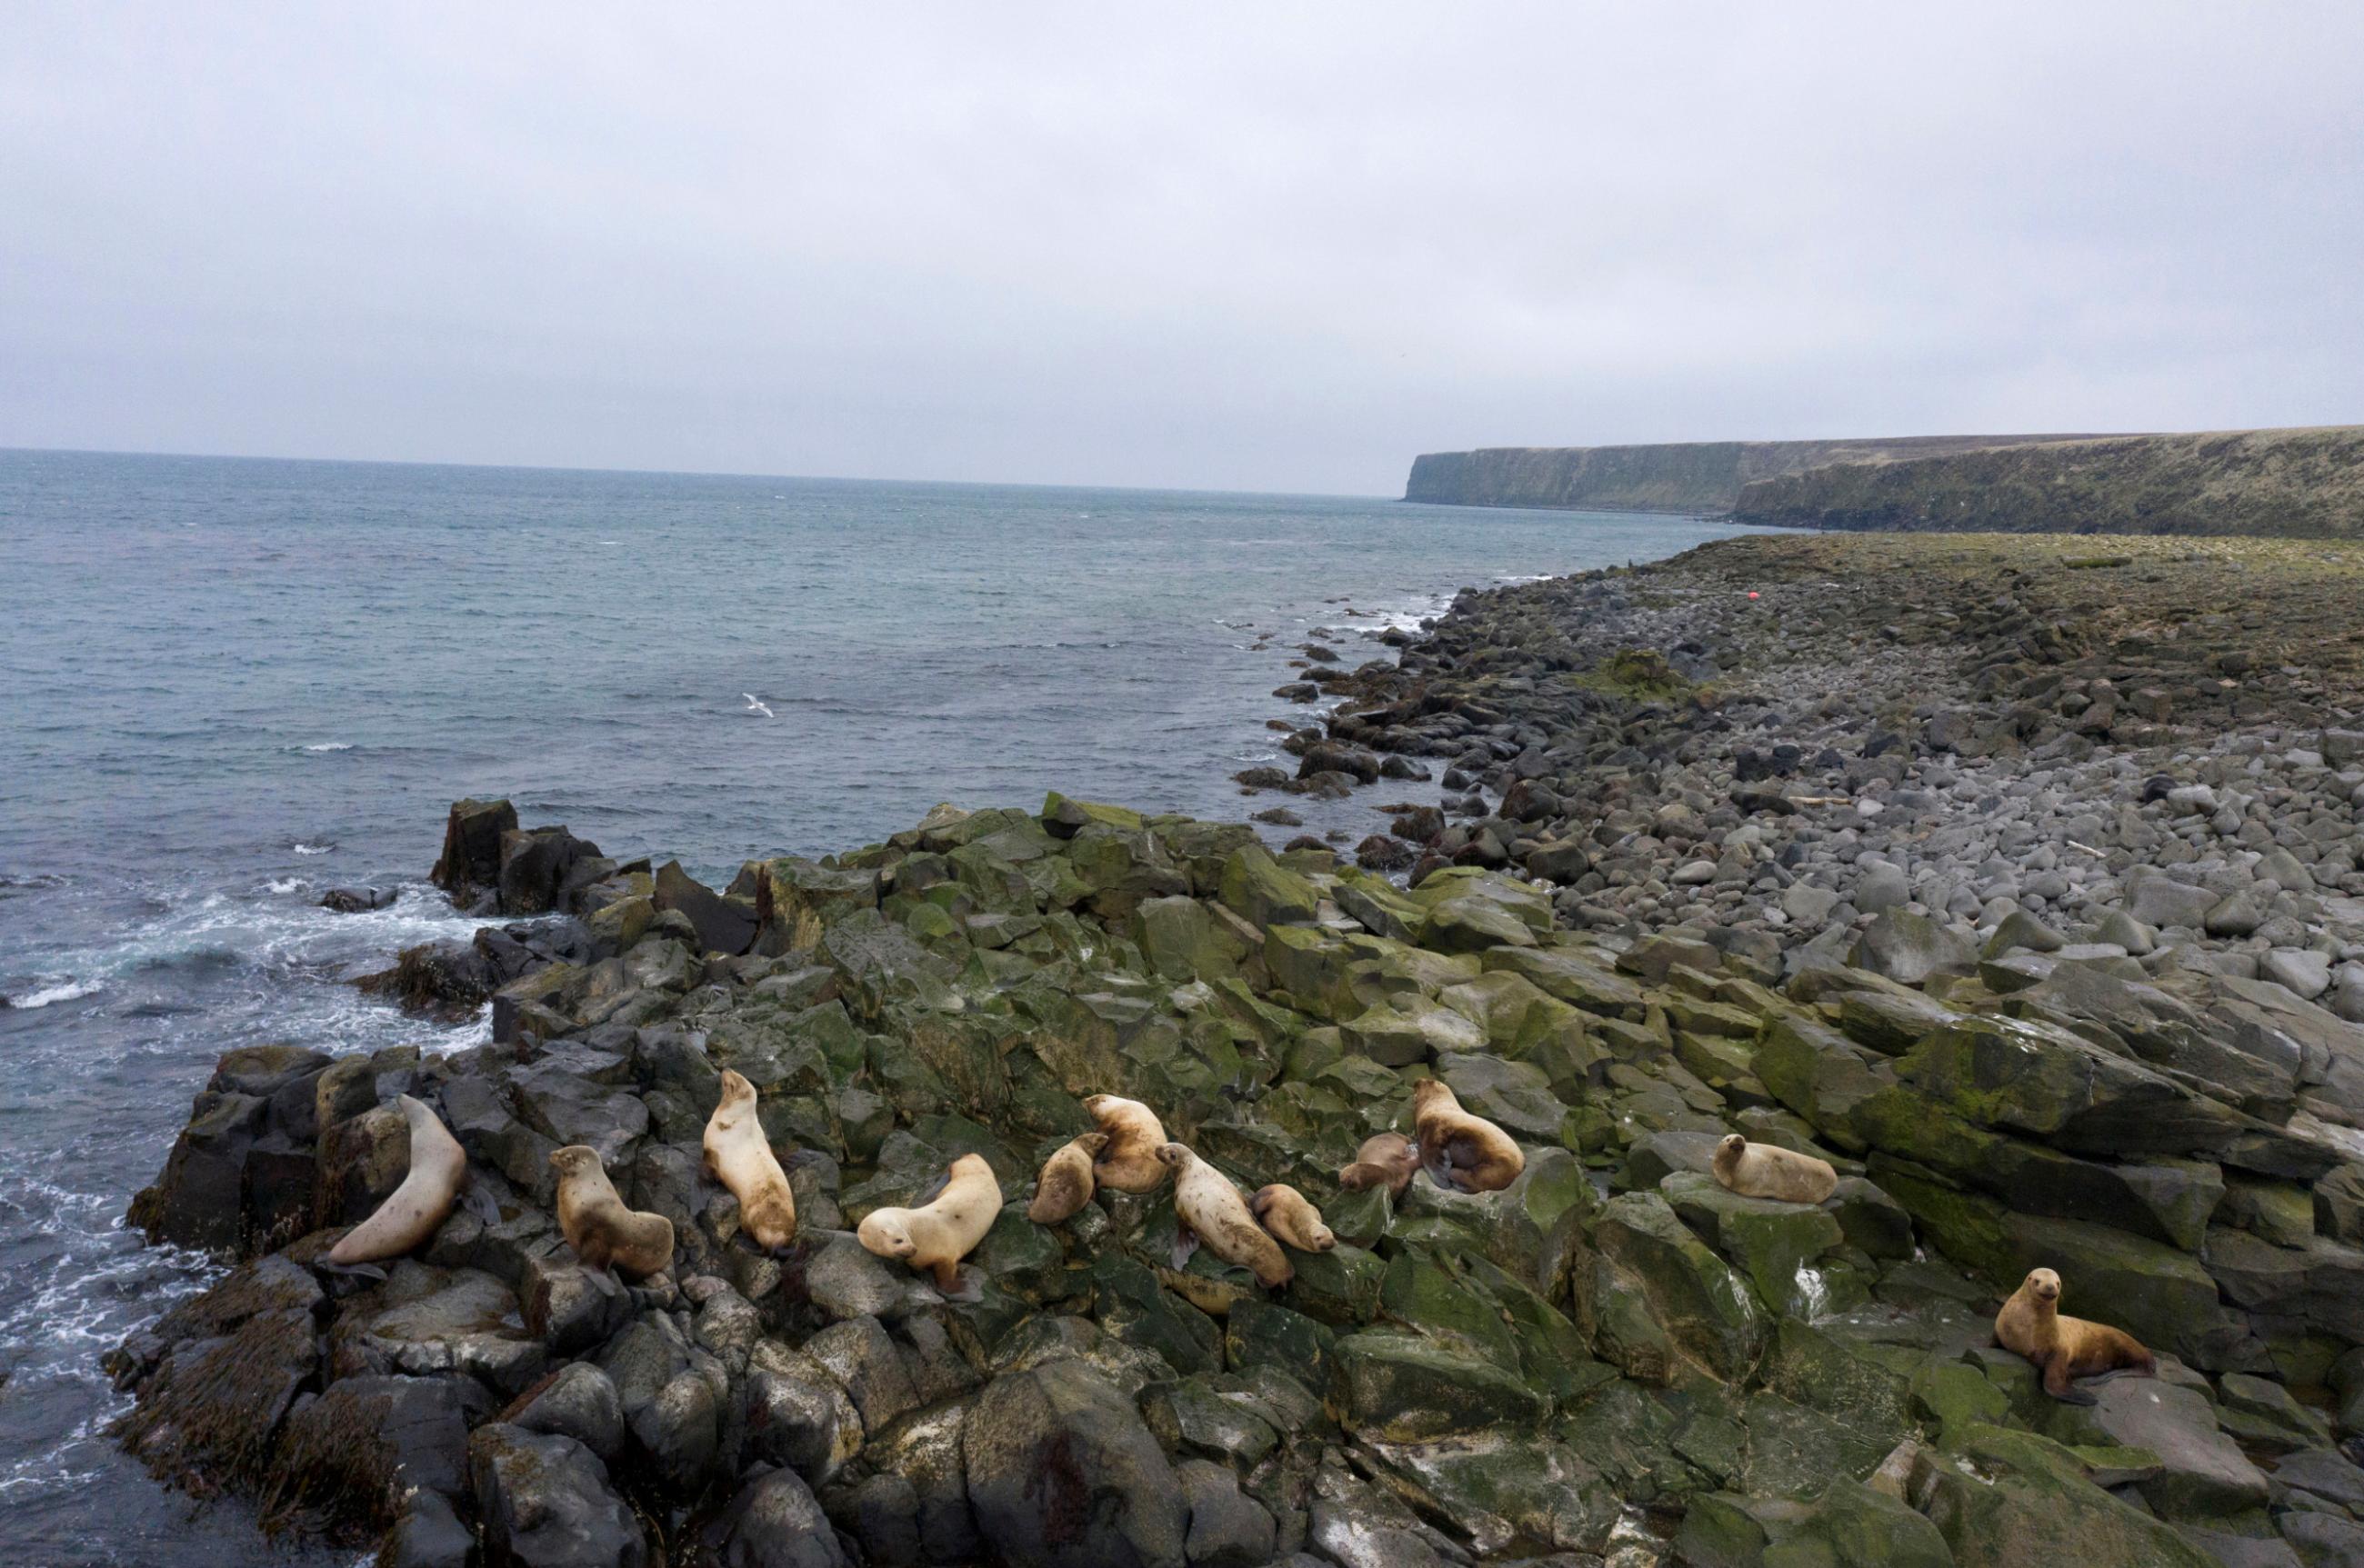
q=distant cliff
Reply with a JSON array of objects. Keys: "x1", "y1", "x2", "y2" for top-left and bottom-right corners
[
  {"x1": 1403, "y1": 434, "x2": 2095, "y2": 514},
  {"x1": 1729, "y1": 426, "x2": 2364, "y2": 538}
]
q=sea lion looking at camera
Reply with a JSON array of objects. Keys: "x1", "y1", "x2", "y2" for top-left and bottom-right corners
[
  {"x1": 1082, "y1": 1094, "x2": 1169, "y2": 1193},
  {"x1": 1027, "y1": 1131, "x2": 1107, "y2": 1223},
  {"x1": 1251, "y1": 1183, "x2": 1335, "y2": 1253},
  {"x1": 1337, "y1": 1132, "x2": 1420, "y2": 1196},
  {"x1": 702, "y1": 1068, "x2": 796, "y2": 1252},
  {"x1": 857, "y1": 1154, "x2": 1001, "y2": 1292},
  {"x1": 1411, "y1": 1080, "x2": 1524, "y2": 1194},
  {"x1": 1996, "y1": 1267, "x2": 2157, "y2": 1404},
  {"x1": 1710, "y1": 1134, "x2": 1838, "y2": 1204},
  {"x1": 327, "y1": 1095, "x2": 466, "y2": 1265},
  {"x1": 1157, "y1": 1144, "x2": 1292, "y2": 1287},
  {"x1": 550, "y1": 1145, "x2": 676, "y2": 1279}
]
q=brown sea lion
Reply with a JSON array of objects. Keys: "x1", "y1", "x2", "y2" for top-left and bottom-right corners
[
  {"x1": 1710, "y1": 1134, "x2": 1839, "y2": 1204},
  {"x1": 702, "y1": 1068, "x2": 797, "y2": 1251},
  {"x1": 1027, "y1": 1132, "x2": 1107, "y2": 1223},
  {"x1": 1250, "y1": 1183, "x2": 1335, "y2": 1253},
  {"x1": 857, "y1": 1154, "x2": 1001, "y2": 1292},
  {"x1": 1411, "y1": 1080, "x2": 1525, "y2": 1193},
  {"x1": 327, "y1": 1095, "x2": 466, "y2": 1265},
  {"x1": 550, "y1": 1145, "x2": 675, "y2": 1279},
  {"x1": 1337, "y1": 1132, "x2": 1420, "y2": 1196},
  {"x1": 1157, "y1": 1144, "x2": 1291, "y2": 1287},
  {"x1": 1996, "y1": 1266, "x2": 2157, "y2": 1404},
  {"x1": 1082, "y1": 1094, "x2": 1169, "y2": 1193}
]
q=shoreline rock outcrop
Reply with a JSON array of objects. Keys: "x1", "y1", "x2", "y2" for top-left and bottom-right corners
[{"x1": 106, "y1": 531, "x2": 2364, "y2": 1568}]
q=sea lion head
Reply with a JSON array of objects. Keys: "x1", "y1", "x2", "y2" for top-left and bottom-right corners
[
  {"x1": 1082, "y1": 1094, "x2": 1117, "y2": 1119},
  {"x1": 947, "y1": 1153, "x2": 991, "y2": 1181},
  {"x1": 717, "y1": 1069, "x2": 757, "y2": 1106},
  {"x1": 1074, "y1": 1132, "x2": 1109, "y2": 1155},
  {"x1": 548, "y1": 1145, "x2": 601, "y2": 1180},
  {"x1": 1155, "y1": 1142, "x2": 1195, "y2": 1171},
  {"x1": 2026, "y1": 1267, "x2": 2062, "y2": 1303},
  {"x1": 1717, "y1": 1133, "x2": 1748, "y2": 1158},
  {"x1": 858, "y1": 1209, "x2": 917, "y2": 1258},
  {"x1": 1302, "y1": 1213, "x2": 1337, "y2": 1251},
  {"x1": 1410, "y1": 1080, "x2": 1454, "y2": 1115}
]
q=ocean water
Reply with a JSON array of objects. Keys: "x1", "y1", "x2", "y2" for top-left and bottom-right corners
[{"x1": 0, "y1": 449, "x2": 1751, "y2": 1563}]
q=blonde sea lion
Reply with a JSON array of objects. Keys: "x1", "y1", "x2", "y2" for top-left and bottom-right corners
[
  {"x1": 1996, "y1": 1266, "x2": 2157, "y2": 1404},
  {"x1": 327, "y1": 1095, "x2": 466, "y2": 1265},
  {"x1": 1027, "y1": 1132, "x2": 1107, "y2": 1223},
  {"x1": 1082, "y1": 1094, "x2": 1169, "y2": 1193},
  {"x1": 857, "y1": 1154, "x2": 1001, "y2": 1291},
  {"x1": 1157, "y1": 1144, "x2": 1291, "y2": 1287},
  {"x1": 702, "y1": 1069, "x2": 796, "y2": 1252},
  {"x1": 1710, "y1": 1134, "x2": 1839, "y2": 1204},
  {"x1": 1250, "y1": 1183, "x2": 1335, "y2": 1253},
  {"x1": 550, "y1": 1145, "x2": 676, "y2": 1279},
  {"x1": 1337, "y1": 1132, "x2": 1419, "y2": 1196},
  {"x1": 1411, "y1": 1080, "x2": 1525, "y2": 1193}
]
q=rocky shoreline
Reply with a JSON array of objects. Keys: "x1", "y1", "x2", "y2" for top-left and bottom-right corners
[{"x1": 110, "y1": 531, "x2": 2364, "y2": 1568}]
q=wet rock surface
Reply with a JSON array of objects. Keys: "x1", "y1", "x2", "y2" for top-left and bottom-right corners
[{"x1": 108, "y1": 533, "x2": 2364, "y2": 1566}]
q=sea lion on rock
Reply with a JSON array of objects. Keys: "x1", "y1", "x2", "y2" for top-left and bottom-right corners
[
  {"x1": 327, "y1": 1095, "x2": 466, "y2": 1265},
  {"x1": 1411, "y1": 1080, "x2": 1525, "y2": 1193},
  {"x1": 1082, "y1": 1094, "x2": 1169, "y2": 1193},
  {"x1": 1337, "y1": 1132, "x2": 1420, "y2": 1196},
  {"x1": 1996, "y1": 1266, "x2": 2157, "y2": 1404},
  {"x1": 1250, "y1": 1183, "x2": 1335, "y2": 1253},
  {"x1": 1157, "y1": 1144, "x2": 1292, "y2": 1287},
  {"x1": 1710, "y1": 1134, "x2": 1838, "y2": 1204},
  {"x1": 550, "y1": 1145, "x2": 676, "y2": 1279},
  {"x1": 1027, "y1": 1132, "x2": 1107, "y2": 1223},
  {"x1": 702, "y1": 1068, "x2": 796, "y2": 1252},
  {"x1": 857, "y1": 1153, "x2": 1001, "y2": 1292}
]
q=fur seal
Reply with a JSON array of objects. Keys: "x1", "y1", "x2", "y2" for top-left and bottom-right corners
[
  {"x1": 1027, "y1": 1132, "x2": 1107, "y2": 1223},
  {"x1": 550, "y1": 1145, "x2": 676, "y2": 1279},
  {"x1": 1996, "y1": 1266, "x2": 2157, "y2": 1404},
  {"x1": 1250, "y1": 1183, "x2": 1335, "y2": 1253},
  {"x1": 327, "y1": 1095, "x2": 466, "y2": 1265},
  {"x1": 1157, "y1": 1144, "x2": 1291, "y2": 1287},
  {"x1": 857, "y1": 1153, "x2": 1002, "y2": 1291},
  {"x1": 702, "y1": 1068, "x2": 796, "y2": 1252},
  {"x1": 1411, "y1": 1080, "x2": 1525, "y2": 1193},
  {"x1": 1082, "y1": 1094, "x2": 1169, "y2": 1193},
  {"x1": 1337, "y1": 1132, "x2": 1420, "y2": 1196},
  {"x1": 1710, "y1": 1134, "x2": 1838, "y2": 1204}
]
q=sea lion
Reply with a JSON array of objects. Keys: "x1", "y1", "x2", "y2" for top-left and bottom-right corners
[
  {"x1": 1996, "y1": 1266, "x2": 2157, "y2": 1404},
  {"x1": 1157, "y1": 1144, "x2": 1292, "y2": 1287},
  {"x1": 702, "y1": 1068, "x2": 796, "y2": 1251},
  {"x1": 1082, "y1": 1094, "x2": 1169, "y2": 1193},
  {"x1": 1411, "y1": 1080, "x2": 1525, "y2": 1193},
  {"x1": 1027, "y1": 1131, "x2": 1107, "y2": 1223},
  {"x1": 857, "y1": 1153, "x2": 1002, "y2": 1292},
  {"x1": 1250, "y1": 1183, "x2": 1335, "y2": 1253},
  {"x1": 327, "y1": 1095, "x2": 466, "y2": 1265},
  {"x1": 1337, "y1": 1132, "x2": 1420, "y2": 1196},
  {"x1": 1710, "y1": 1134, "x2": 1839, "y2": 1204},
  {"x1": 549, "y1": 1145, "x2": 676, "y2": 1279}
]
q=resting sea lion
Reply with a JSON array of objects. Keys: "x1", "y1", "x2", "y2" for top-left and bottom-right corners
[
  {"x1": 1157, "y1": 1144, "x2": 1291, "y2": 1287},
  {"x1": 1710, "y1": 1134, "x2": 1838, "y2": 1204},
  {"x1": 1250, "y1": 1183, "x2": 1335, "y2": 1253},
  {"x1": 550, "y1": 1145, "x2": 676, "y2": 1279},
  {"x1": 702, "y1": 1068, "x2": 796, "y2": 1251},
  {"x1": 1996, "y1": 1266, "x2": 2157, "y2": 1404},
  {"x1": 1082, "y1": 1094, "x2": 1169, "y2": 1193},
  {"x1": 1027, "y1": 1131, "x2": 1107, "y2": 1223},
  {"x1": 857, "y1": 1154, "x2": 1001, "y2": 1292},
  {"x1": 1337, "y1": 1132, "x2": 1420, "y2": 1196},
  {"x1": 1411, "y1": 1080, "x2": 1525, "y2": 1193},
  {"x1": 327, "y1": 1095, "x2": 466, "y2": 1265}
]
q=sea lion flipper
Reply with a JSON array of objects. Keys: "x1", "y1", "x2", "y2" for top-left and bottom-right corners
[
  {"x1": 318, "y1": 1260, "x2": 388, "y2": 1282},
  {"x1": 462, "y1": 1183, "x2": 502, "y2": 1225},
  {"x1": 1171, "y1": 1226, "x2": 1199, "y2": 1271}
]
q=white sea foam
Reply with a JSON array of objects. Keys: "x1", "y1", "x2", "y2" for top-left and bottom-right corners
[
  {"x1": 301, "y1": 742, "x2": 353, "y2": 753},
  {"x1": 7, "y1": 979, "x2": 102, "y2": 1009},
  {"x1": 265, "y1": 877, "x2": 304, "y2": 894},
  {"x1": 293, "y1": 843, "x2": 334, "y2": 855}
]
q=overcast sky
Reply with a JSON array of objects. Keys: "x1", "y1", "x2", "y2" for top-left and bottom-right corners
[{"x1": 4, "y1": 5, "x2": 2359, "y2": 494}]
